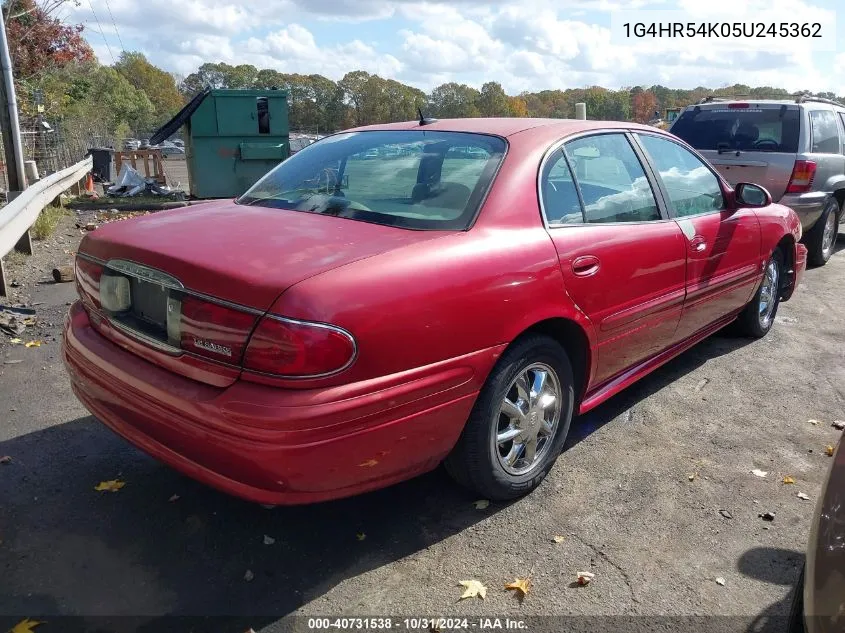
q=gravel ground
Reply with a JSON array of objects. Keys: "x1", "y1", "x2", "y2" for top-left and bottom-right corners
[{"x1": 0, "y1": 213, "x2": 843, "y2": 633}]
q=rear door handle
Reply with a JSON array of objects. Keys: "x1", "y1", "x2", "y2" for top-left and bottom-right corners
[
  {"x1": 572, "y1": 255, "x2": 600, "y2": 276},
  {"x1": 690, "y1": 236, "x2": 707, "y2": 253}
]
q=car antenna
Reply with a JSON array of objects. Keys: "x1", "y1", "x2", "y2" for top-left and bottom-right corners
[{"x1": 418, "y1": 107, "x2": 438, "y2": 126}]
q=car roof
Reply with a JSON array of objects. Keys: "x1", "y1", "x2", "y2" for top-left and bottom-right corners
[{"x1": 345, "y1": 118, "x2": 661, "y2": 139}]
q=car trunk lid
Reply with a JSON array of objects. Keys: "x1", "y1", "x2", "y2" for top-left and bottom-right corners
[{"x1": 698, "y1": 150, "x2": 797, "y2": 200}]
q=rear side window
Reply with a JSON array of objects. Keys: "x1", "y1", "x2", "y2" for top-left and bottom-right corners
[
  {"x1": 672, "y1": 106, "x2": 800, "y2": 153},
  {"x1": 564, "y1": 134, "x2": 660, "y2": 224},
  {"x1": 638, "y1": 134, "x2": 725, "y2": 218},
  {"x1": 540, "y1": 150, "x2": 583, "y2": 224},
  {"x1": 809, "y1": 110, "x2": 841, "y2": 153}
]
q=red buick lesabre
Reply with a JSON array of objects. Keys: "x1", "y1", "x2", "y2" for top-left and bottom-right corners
[{"x1": 63, "y1": 118, "x2": 807, "y2": 505}]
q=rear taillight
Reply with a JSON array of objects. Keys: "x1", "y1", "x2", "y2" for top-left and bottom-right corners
[
  {"x1": 75, "y1": 257, "x2": 103, "y2": 309},
  {"x1": 243, "y1": 316, "x2": 356, "y2": 378},
  {"x1": 786, "y1": 160, "x2": 816, "y2": 193},
  {"x1": 177, "y1": 295, "x2": 258, "y2": 363}
]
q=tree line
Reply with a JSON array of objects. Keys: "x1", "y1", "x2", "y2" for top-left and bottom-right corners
[{"x1": 7, "y1": 0, "x2": 845, "y2": 148}]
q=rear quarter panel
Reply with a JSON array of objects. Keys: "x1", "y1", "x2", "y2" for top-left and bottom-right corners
[{"x1": 754, "y1": 202, "x2": 802, "y2": 256}]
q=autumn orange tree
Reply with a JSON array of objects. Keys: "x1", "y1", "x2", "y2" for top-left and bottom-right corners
[{"x1": 631, "y1": 89, "x2": 658, "y2": 123}]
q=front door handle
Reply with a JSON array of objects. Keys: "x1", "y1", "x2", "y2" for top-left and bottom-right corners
[
  {"x1": 572, "y1": 255, "x2": 600, "y2": 276},
  {"x1": 690, "y1": 236, "x2": 707, "y2": 253}
]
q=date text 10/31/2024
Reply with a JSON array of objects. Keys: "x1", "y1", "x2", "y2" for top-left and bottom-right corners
[{"x1": 306, "y1": 618, "x2": 529, "y2": 630}]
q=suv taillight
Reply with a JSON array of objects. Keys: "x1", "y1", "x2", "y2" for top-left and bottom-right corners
[
  {"x1": 243, "y1": 316, "x2": 356, "y2": 378},
  {"x1": 786, "y1": 160, "x2": 816, "y2": 193}
]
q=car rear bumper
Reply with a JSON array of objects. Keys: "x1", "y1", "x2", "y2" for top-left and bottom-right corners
[
  {"x1": 63, "y1": 301, "x2": 493, "y2": 505},
  {"x1": 779, "y1": 192, "x2": 829, "y2": 231}
]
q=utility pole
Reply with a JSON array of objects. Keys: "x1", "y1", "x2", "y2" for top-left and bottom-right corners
[{"x1": 0, "y1": 6, "x2": 26, "y2": 196}]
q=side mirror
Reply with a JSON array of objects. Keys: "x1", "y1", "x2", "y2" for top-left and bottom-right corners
[{"x1": 735, "y1": 182, "x2": 772, "y2": 208}]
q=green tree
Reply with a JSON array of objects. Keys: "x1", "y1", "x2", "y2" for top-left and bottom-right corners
[
  {"x1": 476, "y1": 81, "x2": 509, "y2": 117},
  {"x1": 427, "y1": 82, "x2": 480, "y2": 118},
  {"x1": 114, "y1": 52, "x2": 184, "y2": 125}
]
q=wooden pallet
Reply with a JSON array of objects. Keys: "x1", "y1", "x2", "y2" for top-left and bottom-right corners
[{"x1": 114, "y1": 150, "x2": 166, "y2": 185}]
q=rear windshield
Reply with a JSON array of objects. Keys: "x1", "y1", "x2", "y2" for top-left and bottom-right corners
[
  {"x1": 671, "y1": 106, "x2": 800, "y2": 153},
  {"x1": 238, "y1": 130, "x2": 507, "y2": 230}
]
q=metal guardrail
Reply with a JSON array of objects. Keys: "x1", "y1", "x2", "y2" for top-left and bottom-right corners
[{"x1": 0, "y1": 155, "x2": 92, "y2": 295}]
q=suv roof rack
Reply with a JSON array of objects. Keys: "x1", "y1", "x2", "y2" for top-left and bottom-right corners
[
  {"x1": 696, "y1": 94, "x2": 796, "y2": 105},
  {"x1": 794, "y1": 94, "x2": 845, "y2": 108}
]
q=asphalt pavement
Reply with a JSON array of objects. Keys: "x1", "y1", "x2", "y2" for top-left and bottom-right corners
[{"x1": 1, "y1": 214, "x2": 843, "y2": 633}]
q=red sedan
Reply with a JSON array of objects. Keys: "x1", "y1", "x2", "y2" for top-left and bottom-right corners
[{"x1": 63, "y1": 118, "x2": 807, "y2": 505}]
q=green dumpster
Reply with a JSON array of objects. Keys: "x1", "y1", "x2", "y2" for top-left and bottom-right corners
[{"x1": 150, "y1": 88, "x2": 290, "y2": 199}]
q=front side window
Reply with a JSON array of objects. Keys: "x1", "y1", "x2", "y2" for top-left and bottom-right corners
[
  {"x1": 540, "y1": 150, "x2": 583, "y2": 224},
  {"x1": 564, "y1": 134, "x2": 660, "y2": 223},
  {"x1": 638, "y1": 134, "x2": 725, "y2": 218},
  {"x1": 238, "y1": 131, "x2": 507, "y2": 230},
  {"x1": 809, "y1": 110, "x2": 841, "y2": 154}
]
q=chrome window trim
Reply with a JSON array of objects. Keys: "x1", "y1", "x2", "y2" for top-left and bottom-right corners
[
  {"x1": 76, "y1": 252, "x2": 358, "y2": 379},
  {"x1": 537, "y1": 129, "x2": 669, "y2": 229}
]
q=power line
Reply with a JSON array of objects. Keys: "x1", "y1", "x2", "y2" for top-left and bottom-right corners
[
  {"x1": 102, "y1": 0, "x2": 125, "y2": 54},
  {"x1": 86, "y1": 0, "x2": 116, "y2": 65}
]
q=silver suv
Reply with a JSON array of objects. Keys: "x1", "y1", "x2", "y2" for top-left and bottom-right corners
[{"x1": 670, "y1": 95, "x2": 845, "y2": 266}]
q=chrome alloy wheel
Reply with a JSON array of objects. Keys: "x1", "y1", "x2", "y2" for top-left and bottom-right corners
[
  {"x1": 822, "y1": 209, "x2": 836, "y2": 259},
  {"x1": 493, "y1": 363, "x2": 562, "y2": 476},
  {"x1": 758, "y1": 258, "x2": 780, "y2": 328}
]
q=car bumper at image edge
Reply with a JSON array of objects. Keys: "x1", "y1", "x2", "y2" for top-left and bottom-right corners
[
  {"x1": 62, "y1": 302, "x2": 487, "y2": 505},
  {"x1": 779, "y1": 192, "x2": 828, "y2": 232}
]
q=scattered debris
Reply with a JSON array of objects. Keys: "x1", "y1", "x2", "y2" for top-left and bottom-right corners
[
  {"x1": 783, "y1": 476, "x2": 795, "y2": 485},
  {"x1": 715, "y1": 577, "x2": 726, "y2": 586},
  {"x1": 0, "y1": 455, "x2": 12, "y2": 465},
  {"x1": 168, "y1": 494, "x2": 180, "y2": 502},
  {"x1": 758, "y1": 512, "x2": 775, "y2": 522},
  {"x1": 695, "y1": 378, "x2": 709, "y2": 392},
  {"x1": 576, "y1": 571, "x2": 595, "y2": 586},
  {"x1": 356, "y1": 533, "x2": 366, "y2": 541},
  {"x1": 24, "y1": 340, "x2": 41, "y2": 348},
  {"x1": 263, "y1": 535, "x2": 275, "y2": 545},
  {"x1": 0, "y1": 304, "x2": 36, "y2": 337},
  {"x1": 825, "y1": 445, "x2": 835, "y2": 457},
  {"x1": 84, "y1": 223, "x2": 97, "y2": 231},
  {"x1": 797, "y1": 492, "x2": 811, "y2": 501},
  {"x1": 458, "y1": 579, "x2": 487, "y2": 600},
  {"x1": 719, "y1": 510, "x2": 733, "y2": 520},
  {"x1": 505, "y1": 578, "x2": 531, "y2": 598},
  {"x1": 3, "y1": 359, "x2": 23, "y2": 365},
  {"x1": 52, "y1": 266, "x2": 75, "y2": 283},
  {"x1": 552, "y1": 535, "x2": 566, "y2": 543},
  {"x1": 809, "y1": 419, "x2": 820, "y2": 425},
  {"x1": 10, "y1": 618, "x2": 43, "y2": 633},
  {"x1": 94, "y1": 479, "x2": 125, "y2": 493},
  {"x1": 751, "y1": 469, "x2": 768, "y2": 478},
  {"x1": 243, "y1": 569, "x2": 254, "y2": 582},
  {"x1": 107, "y1": 164, "x2": 185, "y2": 199},
  {"x1": 688, "y1": 473, "x2": 697, "y2": 481},
  {"x1": 9, "y1": 338, "x2": 23, "y2": 345},
  {"x1": 833, "y1": 420, "x2": 845, "y2": 430},
  {"x1": 473, "y1": 499, "x2": 490, "y2": 510}
]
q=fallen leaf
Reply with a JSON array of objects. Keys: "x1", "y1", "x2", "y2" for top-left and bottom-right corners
[
  {"x1": 473, "y1": 499, "x2": 490, "y2": 510},
  {"x1": 719, "y1": 510, "x2": 733, "y2": 520},
  {"x1": 94, "y1": 479, "x2": 125, "y2": 492},
  {"x1": 825, "y1": 445, "x2": 835, "y2": 457},
  {"x1": 358, "y1": 459, "x2": 379, "y2": 467},
  {"x1": 263, "y1": 534, "x2": 275, "y2": 545},
  {"x1": 576, "y1": 571, "x2": 595, "y2": 586},
  {"x1": 552, "y1": 535, "x2": 566, "y2": 543},
  {"x1": 244, "y1": 569, "x2": 254, "y2": 582},
  {"x1": 10, "y1": 619, "x2": 43, "y2": 633},
  {"x1": 356, "y1": 533, "x2": 366, "y2": 541},
  {"x1": 715, "y1": 577, "x2": 726, "y2": 586},
  {"x1": 505, "y1": 577, "x2": 531, "y2": 597},
  {"x1": 833, "y1": 420, "x2": 845, "y2": 430},
  {"x1": 809, "y1": 419, "x2": 820, "y2": 425},
  {"x1": 24, "y1": 340, "x2": 41, "y2": 348},
  {"x1": 751, "y1": 469, "x2": 768, "y2": 478},
  {"x1": 458, "y1": 579, "x2": 487, "y2": 600},
  {"x1": 9, "y1": 338, "x2": 22, "y2": 344},
  {"x1": 797, "y1": 492, "x2": 811, "y2": 501},
  {"x1": 0, "y1": 455, "x2": 11, "y2": 465},
  {"x1": 783, "y1": 476, "x2": 795, "y2": 485},
  {"x1": 168, "y1": 494, "x2": 180, "y2": 502}
]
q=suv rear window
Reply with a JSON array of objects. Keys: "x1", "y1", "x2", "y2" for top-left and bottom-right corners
[
  {"x1": 237, "y1": 130, "x2": 507, "y2": 230},
  {"x1": 671, "y1": 106, "x2": 800, "y2": 153}
]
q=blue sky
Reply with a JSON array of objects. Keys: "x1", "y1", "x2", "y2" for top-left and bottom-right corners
[{"x1": 65, "y1": 0, "x2": 845, "y2": 94}]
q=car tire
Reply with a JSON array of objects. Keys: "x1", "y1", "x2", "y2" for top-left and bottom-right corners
[
  {"x1": 444, "y1": 334, "x2": 575, "y2": 501},
  {"x1": 805, "y1": 197, "x2": 839, "y2": 267},
  {"x1": 788, "y1": 566, "x2": 806, "y2": 633},
  {"x1": 737, "y1": 249, "x2": 784, "y2": 338}
]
